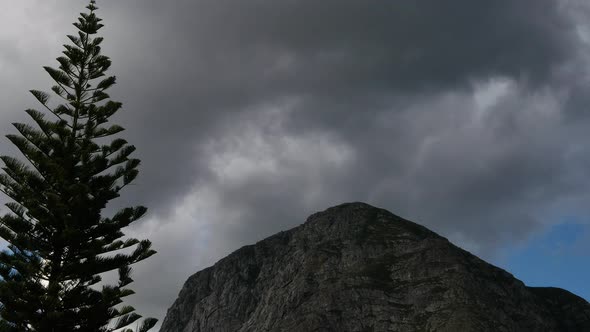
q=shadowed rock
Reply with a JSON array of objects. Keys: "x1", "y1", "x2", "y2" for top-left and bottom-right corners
[{"x1": 160, "y1": 202, "x2": 590, "y2": 332}]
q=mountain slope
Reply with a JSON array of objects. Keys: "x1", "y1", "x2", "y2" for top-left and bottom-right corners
[{"x1": 160, "y1": 202, "x2": 590, "y2": 332}]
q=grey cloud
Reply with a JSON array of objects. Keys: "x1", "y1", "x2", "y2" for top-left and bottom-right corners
[
  {"x1": 94, "y1": 0, "x2": 580, "y2": 213},
  {"x1": 6, "y1": 0, "x2": 579, "y2": 210}
]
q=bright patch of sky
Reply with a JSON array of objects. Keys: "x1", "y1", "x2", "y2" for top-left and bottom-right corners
[
  {"x1": 495, "y1": 220, "x2": 590, "y2": 302},
  {"x1": 473, "y1": 77, "x2": 512, "y2": 111}
]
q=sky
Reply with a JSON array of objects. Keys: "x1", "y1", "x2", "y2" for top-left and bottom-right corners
[{"x1": 1, "y1": 0, "x2": 590, "y2": 327}]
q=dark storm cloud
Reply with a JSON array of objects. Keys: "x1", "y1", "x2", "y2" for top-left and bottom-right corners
[{"x1": 93, "y1": 0, "x2": 579, "y2": 213}]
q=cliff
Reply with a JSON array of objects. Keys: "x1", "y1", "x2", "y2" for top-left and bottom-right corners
[{"x1": 160, "y1": 202, "x2": 590, "y2": 332}]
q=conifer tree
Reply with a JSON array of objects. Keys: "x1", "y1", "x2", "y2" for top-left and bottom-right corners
[{"x1": 0, "y1": 1, "x2": 157, "y2": 331}]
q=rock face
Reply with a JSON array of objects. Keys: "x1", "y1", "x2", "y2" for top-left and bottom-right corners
[{"x1": 160, "y1": 202, "x2": 590, "y2": 332}]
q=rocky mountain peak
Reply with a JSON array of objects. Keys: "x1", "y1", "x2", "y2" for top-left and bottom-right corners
[{"x1": 160, "y1": 202, "x2": 590, "y2": 332}]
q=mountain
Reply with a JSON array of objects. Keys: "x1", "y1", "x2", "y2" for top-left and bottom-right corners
[{"x1": 159, "y1": 202, "x2": 590, "y2": 332}]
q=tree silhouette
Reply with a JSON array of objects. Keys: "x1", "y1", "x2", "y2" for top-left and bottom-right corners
[{"x1": 0, "y1": 1, "x2": 157, "y2": 331}]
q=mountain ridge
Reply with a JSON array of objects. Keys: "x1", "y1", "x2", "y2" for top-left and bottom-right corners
[{"x1": 160, "y1": 202, "x2": 590, "y2": 332}]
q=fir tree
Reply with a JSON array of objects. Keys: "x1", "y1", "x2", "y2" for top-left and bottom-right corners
[{"x1": 0, "y1": 1, "x2": 157, "y2": 331}]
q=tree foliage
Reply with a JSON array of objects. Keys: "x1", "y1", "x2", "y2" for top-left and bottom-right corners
[{"x1": 0, "y1": 2, "x2": 157, "y2": 331}]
